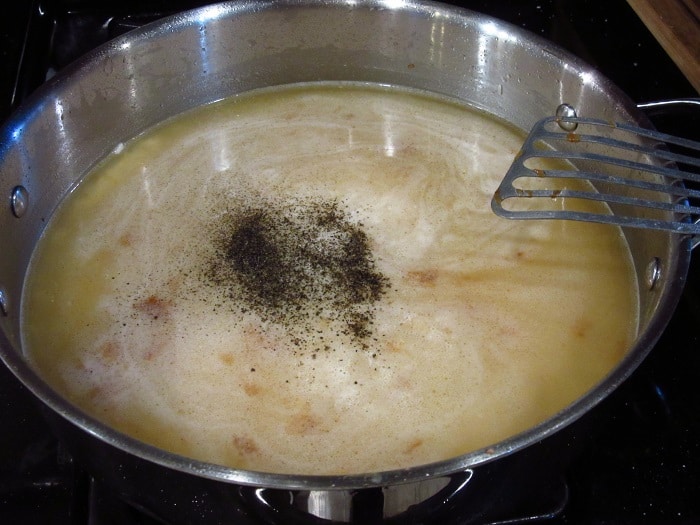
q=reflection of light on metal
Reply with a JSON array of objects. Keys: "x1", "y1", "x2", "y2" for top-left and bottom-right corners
[
  {"x1": 378, "y1": 0, "x2": 407, "y2": 9},
  {"x1": 383, "y1": 471, "x2": 474, "y2": 518},
  {"x1": 54, "y1": 99, "x2": 66, "y2": 135},
  {"x1": 254, "y1": 488, "x2": 271, "y2": 506},
  {"x1": 476, "y1": 21, "x2": 519, "y2": 78},
  {"x1": 198, "y1": 23, "x2": 212, "y2": 79},
  {"x1": 306, "y1": 489, "x2": 353, "y2": 521},
  {"x1": 116, "y1": 46, "x2": 140, "y2": 112},
  {"x1": 247, "y1": 470, "x2": 476, "y2": 523},
  {"x1": 52, "y1": 98, "x2": 71, "y2": 163},
  {"x1": 456, "y1": 469, "x2": 474, "y2": 490},
  {"x1": 476, "y1": 33, "x2": 488, "y2": 75},
  {"x1": 10, "y1": 125, "x2": 23, "y2": 141},
  {"x1": 429, "y1": 19, "x2": 446, "y2": 65},
  {"x1": 5, "y1": 101, "x2": 47, "y2": 170},
  {"x1": 194, "y1": 4, "x2": 229, "y2": 24},
  {"x1": 479, "y1": 20, "x2": 518, "y2": 42},
  {"x1": 579, "y1": 70, "x2": 596, "y2": 87},
  {"x1": 639, "y1": 99, "x2": 700, "y2": 110},
  {"x1": 559, "y1": 62, "x2": 585, "y2": 104}
]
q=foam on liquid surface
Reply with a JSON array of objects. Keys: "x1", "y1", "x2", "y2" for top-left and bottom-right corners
[{"x1": 22, "y1": 84, "x2": 638, "y2": 475}]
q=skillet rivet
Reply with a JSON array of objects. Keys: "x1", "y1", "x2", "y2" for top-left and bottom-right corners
[
  {"x1": 10, "y1": 186, "x2": 29, "y2": 218},
  {"x1": 0, "y1": 289, "x2": 7, "y2": 316},
  {"x1": 645, "y1": 257, "x2": 662, "y2": 290},
  {"x1": 555, "y1": 103, "x2": 578, "y2": 131}
]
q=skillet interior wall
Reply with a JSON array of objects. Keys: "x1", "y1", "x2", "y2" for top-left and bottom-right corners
[{"x1": 3, "y1": 0, "x2": 696, "y2": 122}]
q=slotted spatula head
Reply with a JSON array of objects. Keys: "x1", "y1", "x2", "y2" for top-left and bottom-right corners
[{"x1": 491, "y1": 115, "x2": 700, "y2": 237}]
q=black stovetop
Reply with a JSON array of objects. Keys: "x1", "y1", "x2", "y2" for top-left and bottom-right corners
[{"x1": 1, "y1": 1, "x2": 699, "y2": 524}]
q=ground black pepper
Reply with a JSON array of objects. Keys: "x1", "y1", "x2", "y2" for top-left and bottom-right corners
[{"x1": 207, "y1": 198, "x2": 389, "y2": 350}]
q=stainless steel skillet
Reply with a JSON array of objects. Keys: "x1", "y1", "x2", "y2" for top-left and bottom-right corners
[{"x1": 0, "y1": 1, "x2": 692, "y2": 522}]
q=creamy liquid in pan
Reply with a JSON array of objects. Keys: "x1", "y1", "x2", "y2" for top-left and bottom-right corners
[{"x1": 21, "y1": 83, "x2": 639, "y2": 475}]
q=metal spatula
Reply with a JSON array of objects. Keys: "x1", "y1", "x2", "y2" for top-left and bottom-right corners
[{"x1": 491, "y1": 115, "x2": 700, "y2": 235}]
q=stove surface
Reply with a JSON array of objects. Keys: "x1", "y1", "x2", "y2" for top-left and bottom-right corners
[{"x1": 1, "y1": 1, "x2": 699, "y2": 524}]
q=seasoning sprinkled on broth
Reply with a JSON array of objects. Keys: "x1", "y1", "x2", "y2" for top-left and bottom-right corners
[
  {"x1": 205, "y1": 198, "x2": 389, "y2": 349},
  {"x1": 21, "y1": 83, "x2": 639, "y2": 475}
]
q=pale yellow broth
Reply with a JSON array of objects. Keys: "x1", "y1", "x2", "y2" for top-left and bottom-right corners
[{"x1": 21, "y1": 83, "x2": 638, "y2": 475}]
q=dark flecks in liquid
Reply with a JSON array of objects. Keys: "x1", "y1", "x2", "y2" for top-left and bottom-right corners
[{"x1": 207, "y1": 198, "x2": 389, "y2": 349}]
